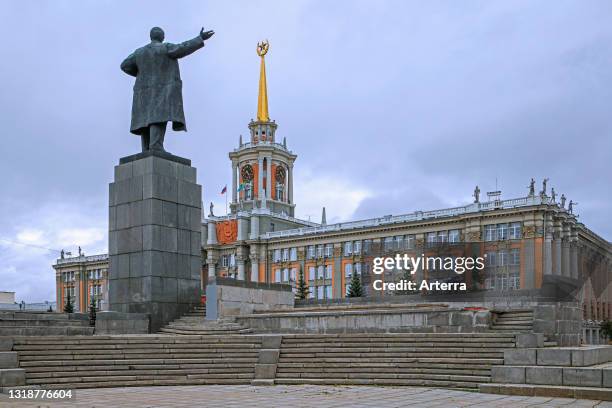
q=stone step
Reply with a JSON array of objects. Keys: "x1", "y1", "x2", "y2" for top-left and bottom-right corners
[
  {"x1": 278, "y1": 356, "x2": 504, "y2": 365},
  {"x1": 26, "y1": 367, "x2": 255, "y2": 379},
  {"x1": 40, "y1": 378, "x2": 251, "y2": 389},
  {"x1": 16, "y1": 343, "x2": 259, "y2": 353},
  {"x1": 12, "y1": 335, "x2": 261, "y2": 344},
  {"x1": 20, "y1": 358, "x2": 259, "y2": 368},
  {"x1": 165, "y1": 323, "x2": 245, "y2": 332},
  {"x1": 492, "y1": 320, "x2": 533, "y2": 326},
  {"x1": 18, "y1": 352, "x2": 259, "y2": 362},
  {"x1": 490, "y1": 325, "x2": 532, "y2": 331},
  {"x1": 0, "y1": 369, "x2": 25, "y2": 387},
  {"x1": 277, "y1": 348, "x2": 509, "y2": 355},
  {"x1": 480, "y1": 383, "x2": 612, "y2": 401},
  {"x1": 0, "y1": 319, "x2": 90, "y2": 327},
  {"x1": 0, "y1": 352, "x2": 18, "y2": 369},
  {"x1": 281, "y1": 343, "x2": 514, "y2": 349},
  {"x1": 0, "y1": 327, "x2": 94, "y2": 336},
  {"x1": 274, "y1": 371, "x2": 490, "y2": 382},
  {"x1": 0, "y1": 312, "x2": 71, "y2": 320},
  {"x1": 277, "y1": 367, "x2": 491, "y2": 375},
  {"x1": 27, "y1": 372, "x2": 254, "y2": 385},
  {"x1": 495, "y1": 316, "x2": 533, "y2": 321},
  {"x1": 280, "y1": 350, "x2": 504, "y2": 362},
  {"x1": 159, "y1": 328, "x2": 253, "y2": 335},
  {"x1": 14, "y1": 342, "x2": 260, "y2": 351},
  {"x1": 281, "y1": 338, "x2": 516, "y2": 345},
  {"x1": 278, "y1": 359, "x2": 501, "y2": 367},
  {"x1": 281, "y1": 333, "x2": 516, "y2": 339},
  {"x1": 25, "y1": 363, "x2": 256, "y2": 374},
  {"x1": 274, "y1": 377, "x2": 482, "y2": 389}
]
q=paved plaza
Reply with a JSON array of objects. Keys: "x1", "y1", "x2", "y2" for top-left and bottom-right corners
[{"x1": 0, "y1": 385, "x2": 610, "y2": 408}]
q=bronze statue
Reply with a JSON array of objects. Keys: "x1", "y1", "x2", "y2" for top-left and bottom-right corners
[
  {"x1": 539, "y1": 178, "x2": 549, "y2": 197},
  {"x1": 550, "y1": 188, "x2": 556, "y2": 203},
  {"x1": 473, "y1": 185, "x2": 480, "y2": 203},
  {"x1": 121, "y1": 27, "x2": 214, "y2": 152},
  {"x1": 560, "y1": 194, "x2": 566, "y2": 208},
  {"x1": 528, "y1": 178, "x2": 535, "y2": 196}
]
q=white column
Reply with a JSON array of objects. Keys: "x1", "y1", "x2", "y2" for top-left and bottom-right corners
[
  {"x1": 552, "y1": 222, "x2": 562, "y2": 276},
  {"x1": 207, "y1": 259, "x2": 216, "y2": 277},
  {"x1": 288, "y1": 164, "x2": 294, "y2": 204},
  {"x1": 250, "y1": 257, "x2": 259, "y2": 282},
  {"x1": 562, "y1": 224, "x2": 571, "y2": 278},
  {"x1": 543, "y1": 216, "x2": 553, "y2": 275},
  {"x1": 258, "y1": 157, "x2": 264, "y2": 202},
  {"x1": 237, "y1": 259, "x2": 245, "y2": 280},
  {"x1": 207, "y1": 222, "x2": 217, "y2": 245},
  {"x1": 231, "y1": 161, "x2": 237, "y2": 204},
  {"x1": 266, "y1": 156, "x2": 272, "y2": 200}
]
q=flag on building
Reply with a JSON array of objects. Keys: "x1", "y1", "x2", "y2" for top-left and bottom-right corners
[{"x1": 220, "y1": 185, "x2": 227, "y2": 194}]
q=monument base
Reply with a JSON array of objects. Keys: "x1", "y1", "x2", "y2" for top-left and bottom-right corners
[{"x1": 108, "y1": 152, "x2": 202, "y2": 332}]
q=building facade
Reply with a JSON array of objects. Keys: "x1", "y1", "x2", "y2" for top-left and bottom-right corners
[
  {"x1": 53, "y1": 41, "x2": 612, "y2": 328},
  {"x1": 53, "y1": 254, "x2": 109, "y2": 312}
]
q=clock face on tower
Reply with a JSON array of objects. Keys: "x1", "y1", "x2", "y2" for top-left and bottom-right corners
[
  {"x1": 275, "y1": 166, "x2": 286, "y2": 184},
  {"x1": 241, "y1": 164, "x2": 254, "y2": 182}
]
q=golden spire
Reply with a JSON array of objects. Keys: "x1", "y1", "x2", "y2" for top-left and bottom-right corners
[{"x1": 256, "y1": 40, "x2": 270, "y2": 122}]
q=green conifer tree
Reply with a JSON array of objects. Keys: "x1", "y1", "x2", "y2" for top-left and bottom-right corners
[
  {"x1": 63, "y1": 293, "x2": 74, "y2": 313},
  {"x1": 88, "y1": 295, "x2": 97, "y2": 326},
  {"x1": 347, "y1": 273, "x2": 364, "y2": 298},
  {"x1": 295, "y1": 267, "x2": 310, "y2": 300}
]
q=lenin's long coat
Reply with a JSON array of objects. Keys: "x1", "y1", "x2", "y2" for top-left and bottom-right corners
[{"x1": 121, "y1": 36, "x2": 204, "y2": 135}]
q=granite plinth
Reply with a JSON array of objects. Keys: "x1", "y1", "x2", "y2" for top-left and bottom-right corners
[
  {"x1": 108, "y1": 154, "x2": 202, "y2": 332},
  {"x1": 119, "y1": 150, "x2": 191, "y2": 166}
]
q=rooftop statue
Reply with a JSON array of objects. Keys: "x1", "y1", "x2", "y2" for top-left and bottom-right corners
[{"x1": 121, "y1": 27, "x2": 214, "y2": 152}]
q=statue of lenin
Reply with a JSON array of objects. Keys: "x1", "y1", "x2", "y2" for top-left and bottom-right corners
[{"x1": 121, "y1": 27, "x2": 214, "y2": 152}]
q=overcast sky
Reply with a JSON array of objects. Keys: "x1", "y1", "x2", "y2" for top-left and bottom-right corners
[{"x1": 1, "y1": 1, "x2": 610, "y2": 302}]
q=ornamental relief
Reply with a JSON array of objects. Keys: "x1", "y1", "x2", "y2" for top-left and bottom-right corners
[
  {"x1": 523, "y1": 225, "x2": 536, "y2": 239},
  {"x1": 215, "y1": 220, "x2": 238, "y2": 245},
  {"x1": 466, "y1": 231, "x2": 481, "y2": 242}
]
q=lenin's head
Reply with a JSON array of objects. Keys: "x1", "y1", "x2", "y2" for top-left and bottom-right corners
[{"x1": 150, "y1": 27, "x2": 165, "y2": 43}]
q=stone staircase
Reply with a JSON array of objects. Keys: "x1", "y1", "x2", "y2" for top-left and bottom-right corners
[
  {"x1": 0, "y1": 338, "x2": 26, "y2": 392},
  {"x1": 480, "y1": 345, "x2": 612, "y2": 401},
  {"x1": 0, "y1": 311, "x2": 94, "y2": 336},
  {"x1": 490, "y1": 310, "x2": 533, "y2": 333},
  {"x1": 13, "y1": 335, "x2": 262, "y2": 389},
  {"x1": 159, "y1": 306, "x2": 253, "y2": 335},
  {"x1": 274, "y1": 332, "x2": 516, "y2": 389}
]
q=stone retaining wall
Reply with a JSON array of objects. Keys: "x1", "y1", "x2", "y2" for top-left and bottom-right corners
[
  {"x1": 235, "y1": 307, "x2": 491, "y2": 334},
  {"x1": 94, "y1": 312, "x2": 150, "y2": 334},
  {"x1": 205, "y1": 277, "x2": 293, "y2": 320}
]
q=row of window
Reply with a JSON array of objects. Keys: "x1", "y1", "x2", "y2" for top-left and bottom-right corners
[
  {"x1": 484, "y1": 274, "x2": 520, "y2": 291},
  {"x1": 62, "y1": 272, "x2": 76, "y2": 283},
  {"x1": 270, "y1": 223, "x2": 522, "y2": 263},
  {"x1": 62, "y1": 269, "x2": 107, "y2": 283},
  {"x1": 87, "y1": 269, "x2": 105, "y2": 280},
  {"x1": 221, "y1": 254, "x2": 236, "y2": 268},
  {"x1": 426, "y1": 230, "x2": 461, "y2": 245},
  {"x1": 273, "y1": 248, "x2": 298, "y2": 263},
  {"x1": 486, "y1": 249, "x2": 521, "y2": 267},
  {"x1": 274, "y1": 268, "x2": 297, "y2": 283},
  {"x1": 484, "y1": 223, "x2": 522, "y2": 241}
]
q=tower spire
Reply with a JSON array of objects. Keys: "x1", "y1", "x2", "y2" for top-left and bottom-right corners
[{"x1": 256, "y1": 40, "x2": 270, "y2": 122}]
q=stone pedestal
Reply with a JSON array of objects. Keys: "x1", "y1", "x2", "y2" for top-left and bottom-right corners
[{"x1": 108, "y1": 151, "x2": 202, "y2": 332}]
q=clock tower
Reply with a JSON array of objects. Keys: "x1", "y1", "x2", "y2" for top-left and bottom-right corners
[{"x1": 229, "y1": 40, "x2": 297, "y2": 217}]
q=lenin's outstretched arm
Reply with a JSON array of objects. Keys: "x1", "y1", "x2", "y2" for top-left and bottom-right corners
[
  {"x1": 167, "y1": 36, "x2": 204, "y2": 59},
  {"x1": 121, "y1": 53, "x2": 138, "y2": 77}
]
